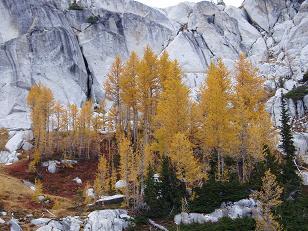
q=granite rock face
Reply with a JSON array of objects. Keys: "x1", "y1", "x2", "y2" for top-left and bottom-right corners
[{"x1": 0, "y1": 0, "x2": 307, "y2": 159}]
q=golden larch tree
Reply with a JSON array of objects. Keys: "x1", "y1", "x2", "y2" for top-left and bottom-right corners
[
  {"x1": 94, "y1": 154, "x2": 109, "y2": 197},
  {"x1": 154, "y1": 62, "x2": 190, "y2": 154},
  {"x1": 251, "y1": 170, "x2": 283, "y2": 231},
  {"x1": 104, "y1": 56, "x2": 124, "y2": 130},
  {"x1": 169, "y1": 133, "x2": 204, "y2": 186},
  {"x1": 199, "y1": 60, "x2": 235, "y2": 181},
  {"x1": 27, "y1": 84, "x2": 54, "y2": 155},
  {"x1": 136, "y1": 46, "x2": 159, "y2": 189},
  {"x1": 120, "y1": 51, "x2": 139, "y2": 146},
  {"x1": 233, "y1": 54, "x2": 273, "y2": 182},
  {"x1": 157, "y1": 51, "x2": 172, "y2": 88}
]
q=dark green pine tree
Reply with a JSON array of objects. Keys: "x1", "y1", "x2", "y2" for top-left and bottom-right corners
[
  {"x1": 144, "y1": 156, "x2": 185, "y2": 217},
  {"x1": 279, "y1": 94, "x2": 302, "y2": 198},
  {"x1": 160, "y1": 155, "x2": 186, "y2": 216},
  {"x1": 144, "y1": 164, "x2": 164, "y2": 217},
  {"x1": 279, "y1": 94, "x2": 296, "y2": 158},
  {"x1": 249, "y1": 145, "x2": 282, "y2": 190}
]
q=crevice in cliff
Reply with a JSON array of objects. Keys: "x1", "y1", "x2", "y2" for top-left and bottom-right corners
[
  {"x1": 82, "y1": 47, "x2": 93, "y2": 100},
  {"x1": 76, "y1": 36, "x2": 94, "y2": 101},
  {"x1": 183, "y1": 32, "x2": 209, "y2": 68}
]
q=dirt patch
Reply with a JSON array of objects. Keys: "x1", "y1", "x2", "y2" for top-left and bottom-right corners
[
  {"x1": 0, "y1": 172, "x2": 41, "y2": 217},
  {"x1": 4, "y1": 160, "x2": 98, "y2": 198}
]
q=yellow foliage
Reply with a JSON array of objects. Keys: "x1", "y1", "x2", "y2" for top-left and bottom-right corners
[
  {"x1": 27, "y1": 84, "x2": 54, "y2": 153},
  {"x1": 94, "y1": 154, "x2": 109, "y2": 196},
  {"x1": 157, "y1": 51, "x2": 172, "y2": 87},
  {"x1": 32, "y1": 179, "x2": 43, "y2": 202},
  {"x1": 69, "y1": 104, "x2": 79, "y2": 131},
  {"x1": 104, "y1": 55, "x2": 124, "y2": 129},
  {"x1": 169, "y1": 133, "x2": 204, "y2": 185},
  {"x1": 154, "y1": 67, "x2": 190, "y2": 153},
  {"x1": 233, "y1": 54, "x2": 274, "y2": 181},
  {"x1": 200, "y1": 60, "x2": 235, "y2": 154},
  {"x1": 251, "y1": 170, "x2": 283, "y2": 231},
  {"x1": 199, "y1": 60, "x2": 235, "y2": 180},
  {"x1": 83, "y1": 181, "x2": 94, "y2": 205},
  {"x1": 29, "y1": 149, "x2": 41, "y2": 173},
  {"x1": 0, "y1": 128, "x2": 9, "y2": 150},
  {"x1": 120, "y1": 52, "x2": 139, "y2": 109},
  {"x1": 136, "y1": 47, "x2": 159, "y2": 131},
  {"x1": 119, "y1": 135, "x2": 132, "y2": 180}
]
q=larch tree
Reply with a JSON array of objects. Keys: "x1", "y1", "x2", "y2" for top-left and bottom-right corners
[
  {"x1": 78, "y1": 100, "x2": 93, "y2": 159},
  {"x1": 154, "y1": 62, "x2": 190, "y2": 154},
  {"x1": 120, "y1": 51, "x2": 139, "y2": 146},
  {"x1": 119, "y1": 135, "x2": 132, "y2": 204},
  {"x1": 27, "y1": 84, "x2": 54, "y2": 156},
  {"x1": 169, "y1": 133, "x2": 204, "y2": 186},
  {"x1": 233, "y1": 54, "x2": 273, "y2": 182},
  {"x1": 251, "y1": 169, "x2": 283, "y2": 231},
  {"x1": 69, "y1": 104, "x2": 79, "y2": 155},
  {"x1": 137, "y1": 46, "x2": 160, "y2": 144},
  {"x1": 199, "y1": 60, "x2": 235, "y2": 181},
  {"x1": 136, "y1": 46, "x2": 159, "y2": 189},
  {"x1": 154, "y1": 60, "x2": 204, "y2": 185},
  {"x1": 104, "y1": 55, "x2": 124, "y2": 130},
  {"x1": 53, "y1": 102, "x2": 64, "y2": 154},
  {"x1": 157, "y1": 51, "x2": 172, "y2": 89},
  {"x1": 0, "y1": 128, "x2": 8, "y2": 151},
  {"x1": 29, "y1": 149, "x2": 41, "y2": 173},
  {"x1": 94, "y1": 154, "x2": 109, "y2": 197}
]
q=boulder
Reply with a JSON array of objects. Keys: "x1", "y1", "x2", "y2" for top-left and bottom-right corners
[
  {"x1": 62, "y1": 216, "x2": 83, "y2": 231},
  {"x1": 47, "y1": 161, "x2": 58, "y2": 174},
  {"x1": 115, "y1": 180, "x2": 127, "y2": 189},
  {"x1": 302, "y1": 171, "x2": 308, "y2": 185},
  {"x1": 0, "y1": 211, "x2": 7, "y2": 216},
  {"x1": 32, "y1": 216, "x2": 82, "y2": 231},
  {"x1": 5, "y1": 133, "x2": 24, "y2": 153},
  {"x1": 22, "y1": 142, "x2": 33, "y2": 151},
  {"x1": 4, "y1": 130, "x2": 33, "y2": 153},
  {"x1": 9, "y1": 218, "x2": 22, "y2": 231},
  {"x1": 0, "y1": 151, "x2": 20, "y2": 164},
  {"x1": 86, "y1": 188, "x2": 95, "y2": 198},
  {"x1": 36, "y1": 220, "x2": 64, "y2": 231},
  {"x1": 31, "y1": 218, "x2": 51, "y2": 226},
  {"x1": 293, "y1": 132, "x2": 308, "y2": 163},
  {"x1": 174, "y1": 198, "x2": 258, "y2": 225},
  {"x1": 73, "y1": 177, "x2": 82, "y2": 184},
  {"x1": 38, "y1": 195, "x2": 45, "y2": 202},
  {"x1": 35, "y1": 216, "x2": 82, "y2": 231},
  {"x1": 0, "y1": 218, "x2": 5, "y2": 224},
  {"x1": 96, "y1": 195, "x2": 125, "y2": 205},
  {"x1": 84, "y1": 209, "x2": 131, "y2": 231},
  {"x1": 22, "y1": 180, "x2": 36, "y2": 191}
]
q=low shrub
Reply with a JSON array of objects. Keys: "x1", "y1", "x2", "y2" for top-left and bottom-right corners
[
  {"x1": 87, "y1": 16, "x2": 99, "y2": 24},
  {"x1": 190, "y1": 179, "x2": 250, "y2": 213},
  {"x1": 172, "y1": 217, "x2": 256, "y2": 231},
  {"x1": 68, "y1": 2, "x2": 83, "y2": 11},
  {"x1": 302, "y1": 71, "x2": 308, "y2": 83},
  {"x1": 284, "y1": 85, "x2": 308, "y2": 100},
  {"x1": 275, "y1": 194, "x2": 308, "y2": 230}
]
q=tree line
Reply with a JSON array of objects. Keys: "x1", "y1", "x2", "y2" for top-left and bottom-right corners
[{"x1": 27, "y1": 47, "x2": 273, "y2": 193}]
